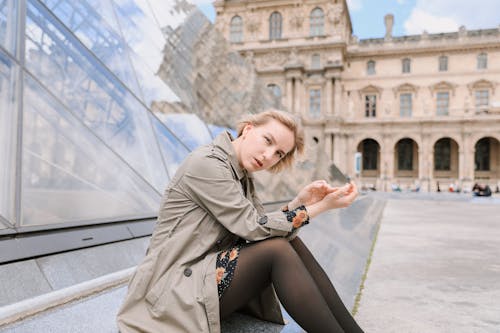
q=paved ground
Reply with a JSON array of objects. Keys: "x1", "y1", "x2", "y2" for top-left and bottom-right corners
[
  {"x1": 355, "y1": 197, "x2": 500, "y2": 333},
  {"x1": 2, "y1": 193, "x2": 499, "y2": 332}
]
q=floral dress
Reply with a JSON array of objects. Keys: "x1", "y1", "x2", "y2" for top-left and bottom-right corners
[{"x1": 216, "y1": 205, "x2": 310, "y2": 298}]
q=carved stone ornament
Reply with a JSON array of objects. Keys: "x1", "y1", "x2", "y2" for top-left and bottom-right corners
[
  {"x1": 246, "y1": 14, "x2": 261, "y2": 33},
  {"x1": 285, "y1": 48, "x2": 302, "y2": 66},
  {"x1": 262, "y1": 51, "x2": 288, "y2": 67},
  {"x1": 289, "y1": 9, "x2": 304, "y2": 29},
  {"x1": 327, "y1": 3, "x2": 344, "y2": 25}
]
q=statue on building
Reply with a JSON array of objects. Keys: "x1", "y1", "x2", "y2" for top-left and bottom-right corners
[
  {"x1": 327, "y1": 3, "x2": 344, "y2": 25},
  {"x1": 384, "y1": 14, "x2": 394, "y2": 40},
  {"x1": 289, "y1": 6, "x2": 304, "y2": 30},
  {"x1": 246, "y1": 12, "x2": 261, "y2": 35}
]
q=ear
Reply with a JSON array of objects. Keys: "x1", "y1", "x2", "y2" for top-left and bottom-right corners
[{"x1": 242, "y1": 123, "x2": 253, "y2": 136}]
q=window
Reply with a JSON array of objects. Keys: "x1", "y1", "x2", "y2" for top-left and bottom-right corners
[
  {"x1": 477, "y1": 53, "x2": 487, "y2": 69},
  {"x1": 311, "y1": 54, "x2": 321, "y2": 69},
  {"x1": 397, "y1": 139, "x2": 413, "y2": 171},
  {"x1": 269, "y1": 12, "x2": 282, "y2": 40},
  {"x1": 367, "y1": 60, "x2": 375, "y2": 75},
  {"x1": 229, "y1": 16, "x2": 243, "y2": 43},
  {"x1": 267, "y1": 84, "x2": 281, "y2": 98},
  {"x1": 362, "y1": 140, "x2": 378, "y2": 170},
  {"x1": 436, "y1": 92, "x2": 449, "y2": 116},
  {"x1": 365, "y1": 94, "x2": 376, "y2": 117},
  {"x1": 309, "y1": 89, "x2": 321, "y2": 118},
  {"x1": 310, "y1": 7, "x2": 324, "y2": 37},
  {"x1": 475, "y1": 138, "x2": 490, "y2": 171},
  {"x1": 434, "y1": 138, "x2": 451, "y2": 170},
  {"x1": 439, "y1": 56, "x2": 448, "y2": 71},
  {"x1": 402, "y1": 58, "x2": 411, "y2": 73},
  {"x1": 400, "y1": 93, "x2": 412, "y2": 117},
  {"x1": 475, "y1": 90, "x2": 489, "y2": 112}
]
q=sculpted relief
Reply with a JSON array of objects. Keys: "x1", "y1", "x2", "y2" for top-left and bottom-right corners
[
  {"x1": 289, "y1": 7, "x2": 304, "y2": 30},
  {"x1": 260, "y1": 51, "x2": 288, "y2": 68},
  {"x1": 327, "y1": 3, "x2": 344, "y2": 25},
  {"x1": 246, "y1": 13, "x2": 261, "y2": 35}
]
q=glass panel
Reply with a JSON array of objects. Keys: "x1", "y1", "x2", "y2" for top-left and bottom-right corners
[
  {"x1": 25, "y1": 0, "x2": 169, "y2": 192},
  {"x1": 38, "y1": 0, "x2": 144, "y2": 101},
  {"x1": 0, "y1": 49, "x2": 18, "y2": 226},
  {"x1": 22, "y1": 74, "x2": 160, "y2": 226},
  {"x1": 310, "y1": 8, "x2": 324, "y2": 36},
  {"x1": 365, "y1": 95, "x2": 376, "y2": 117},
  {"x1": 207, "y1": 124, "x2": 236, "y2": 139},
  {"x1": 309, "y1": 89, "x2": 321, "y2": 118},
  {"x1": 230, "y1": 16, "x2": 242, "y2": 43},
  {"x1": 151, "y1": 113, "x2": 190, "y2": 180},
  {"x1": 0, "y1": 0, "x2": 18, "y2": 56},
  {"x1": 155, "y1": 113, "x2": 212, "y2": 151},
  {"x1": 400, "y1": 93, "x2": 412, "y2": 117},
  {"x1": 436, "y1": 92, "x2": 449, "y2": 115}
]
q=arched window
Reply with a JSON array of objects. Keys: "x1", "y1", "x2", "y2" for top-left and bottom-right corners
[
  {"x1": 367, "y1": 60, "x2": 375, "y2": 75},
  {"x1": 397, "y1": 139, "x2": 414, "y2": 170},
  {"x1": 229, "y1": 16, "x2": 243, "y2": 43},
  {"x1": 269, "y1": 12, "x2": 282, "y2": 40},
  {"x1": 475, "y1": 138, "x2": 490, "y2": 171},
  {"x1": 439, "y1": 56, "x2": 448, "y2": 71},
  {"x1": 310, "y1": 7, "x2": 324, "y2": 36},
  {"x1": 477, "y1": 53, "x2": 487, "y2": 69},
  {"x1": 362, "y1": 139, "x2": 378, "y2": 170},
  {"x1": 434, "y1": 138, "x2": 451, "y2": 170},
  {"x1": 311, "y1": 54, "x2": 321, "y2": 69},
  {"x1": 402, "y1": 58, "x2": 411, "y2": 73},
  {"x1": 267, "y1": 84, "x2": 282, "y2": 98}
]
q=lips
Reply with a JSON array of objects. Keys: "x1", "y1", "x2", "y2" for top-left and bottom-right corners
[{"x1": 254, "y1": 157, "x2": 263, "y2": 168}]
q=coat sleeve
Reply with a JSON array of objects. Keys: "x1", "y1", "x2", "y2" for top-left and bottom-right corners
[{"x1": 180, "y1": 154, "x2": 294, "y2": 241}]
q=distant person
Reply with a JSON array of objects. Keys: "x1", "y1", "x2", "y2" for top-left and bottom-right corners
[
  {"x1": 116, "y1": 109, "x2": 363, "y2": 333},
  {"x1": 472, "y1": 183, "x2": 492, "y2": 197}
]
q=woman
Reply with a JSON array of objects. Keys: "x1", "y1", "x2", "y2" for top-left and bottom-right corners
[{"x1": 116, "y1": 109, "x2": 363, "y2": 333}]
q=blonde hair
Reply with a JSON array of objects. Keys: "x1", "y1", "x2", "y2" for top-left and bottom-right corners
[{"x1": 236, "y1": 109, "x2": 304, "y2": 173}]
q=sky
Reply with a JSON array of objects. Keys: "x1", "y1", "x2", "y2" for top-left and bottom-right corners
[{"x1": 193, "y1": 0, "x2": 499, "y2": 39}]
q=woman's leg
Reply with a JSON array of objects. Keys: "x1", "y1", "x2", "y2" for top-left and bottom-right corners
[
  {"x1": 290, "y1": 237, "x2": 364, "y2": 333},
  {"x1": 219, "y1": 237, "x2": 344, "y2": 333}
]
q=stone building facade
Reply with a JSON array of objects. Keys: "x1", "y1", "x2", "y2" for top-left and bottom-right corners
[{"x1": 214, "y1": 0, "x2": 500, "y2": 192}]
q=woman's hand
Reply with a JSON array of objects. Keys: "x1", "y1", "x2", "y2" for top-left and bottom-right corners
[
  {"x1": 320, "y1": 182, "x2": 358, "y2": 210},
  {"x1": 305, "y1": 182, "x2": 358, "y2": 218},
  {"x1": 289, "y1": 180, "x2": 334, "y2": 209}
]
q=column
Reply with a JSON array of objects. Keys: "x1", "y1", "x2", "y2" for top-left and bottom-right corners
[
  {"x1": 325, "y1": 77, "x2": 333, "y2": 115},
  {"x1": 333, "y1": 77, "x2": 342, "y2": 117},
  {"x1": 286, "y1": 78, "x2": 293, "y2": 112},
  {"x1": 294, "y1": 77, "x2": 302, "y2": 116}
]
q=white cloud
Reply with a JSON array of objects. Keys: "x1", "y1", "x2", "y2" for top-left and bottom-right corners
[
  {"x1": 404, "y1": 0, "x2": 499, "y2": 35},
  {"x1": 347, "y1": 0, "x2": 363, "y2": 12},
  {"x1": 404, "y1": 8, "x2": 459, "y2": 34}
]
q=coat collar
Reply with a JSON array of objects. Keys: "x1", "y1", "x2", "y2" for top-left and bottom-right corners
[{"x1": 213, "y1": 131, "x2": 248, "y2": 181}]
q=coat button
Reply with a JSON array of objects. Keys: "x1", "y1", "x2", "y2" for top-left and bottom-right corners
[{"x1": 183, "y1": 268, "x2": 192, "y2": 277}]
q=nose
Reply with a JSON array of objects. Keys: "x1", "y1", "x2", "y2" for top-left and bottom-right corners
[{"x1": 262, "y1": 148, "x2": 274, "y2": 161}]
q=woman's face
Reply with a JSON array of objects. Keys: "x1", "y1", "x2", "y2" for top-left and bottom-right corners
[{"x1": 237, "y1": 119, "x2": 295, "y2": 172}]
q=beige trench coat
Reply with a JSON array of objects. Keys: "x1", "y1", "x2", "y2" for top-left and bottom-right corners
[{"x1": 116, "y1": 132, "x2": 299, "y2": 333}]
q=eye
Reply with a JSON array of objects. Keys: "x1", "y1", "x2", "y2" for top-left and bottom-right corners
[
  {"x1": 264, "y1": 136, "x2": 272, "y2": 144},
  {"x1": 276, "y1": 151, "x2": 284, "y2": 159}
]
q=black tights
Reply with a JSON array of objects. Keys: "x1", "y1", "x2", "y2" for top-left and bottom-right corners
[{"x1": 219, "y1": 237, "x2": 364, "y2": 333}]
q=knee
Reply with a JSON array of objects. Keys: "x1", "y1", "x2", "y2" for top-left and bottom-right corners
[{"x1": 264, "y1": 237, "x2": 295, "y2": 259}]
